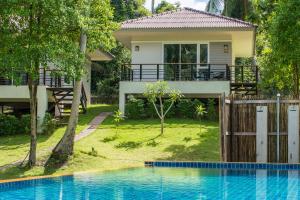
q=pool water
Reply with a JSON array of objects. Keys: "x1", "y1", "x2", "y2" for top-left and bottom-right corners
[{"x1": 1, "y1": 167, "x2": 300, "y2": 200}]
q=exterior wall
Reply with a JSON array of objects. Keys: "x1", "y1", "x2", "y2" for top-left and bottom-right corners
[
  {"x1": 0, "y1": 86, "x2": 48, "y2": 132},
  {"x1": 209, "y1": 42, "x2": 232, "y2": 65},
  {"x1": 119, "y1": 81, "x2": 230, "y2": 114}
]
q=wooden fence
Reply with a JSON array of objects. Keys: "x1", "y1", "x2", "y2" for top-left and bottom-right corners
[{"x1": 220, "y1": 95, "x2": 300, "y2": 163}]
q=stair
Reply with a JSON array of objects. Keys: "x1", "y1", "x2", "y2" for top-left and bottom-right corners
[
  {"x1": 230, "y1": 83, "x2": 257, "y2": 95},
  {"x1": 47, "y1": 84, "x2": 87, "y2": 117}
]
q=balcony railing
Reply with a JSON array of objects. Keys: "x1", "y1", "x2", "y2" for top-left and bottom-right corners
[
  {"x1": 0, "y1": 68, "x2": 74, "y2": 88},
  {"x1": 121, "y1": 63, "x2": 258, "y2": 84}
]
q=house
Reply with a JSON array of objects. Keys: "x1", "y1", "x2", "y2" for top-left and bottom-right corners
[
  {"x1": 114, "y1": 8, "x2": 258, "y2": 114},
  {"x1": 0, "y1": 50, "x2": 113, "y2": 132}
]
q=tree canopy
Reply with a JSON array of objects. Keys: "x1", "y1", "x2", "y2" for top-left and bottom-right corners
[{"x1": 155, "y1": 0, "x2": 180, "y2": 14}]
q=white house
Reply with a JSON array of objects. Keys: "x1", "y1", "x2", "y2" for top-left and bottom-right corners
[
  {"x1": 0, "y1": 50, "x2": 113, "y2": 131},
  {"x1": 114, "y1": 8, "x2": 258, "y2": 114}
]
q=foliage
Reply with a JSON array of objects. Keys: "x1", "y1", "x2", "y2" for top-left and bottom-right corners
[
  {"x1": 155, "y1": 0, "x2": 180, "y2": 14},
  {"x1": 0, "y1": 114, "x2": 20, "y2": 136},
  {"x1": 125, "y1": 95, "x2": 145, "y2": 119},
  {"x1": 113, "y1": 110, "x2": 124, "y2": 135},
  {"x1": 111, "y1": 0, "x2": 150, "y2": 22},
  {"x1": 145, "y1": 101, "x2": 157, "y2": 118},
  {"x1": 42, "y1": 113, "x2": 57, "y2": 135},
  {"x1": 144, "y1": 81, "x2": 182, "y2": 135},
  {"x1": 205, "y1": 0, "x2": 223, "y2": 14},
  {"x1": 177, "y1": 99, "x2": 194, "y2": 118},
  {"x1": 207, "y1": 99, "x2": 217, "y2": 121},
  {"x1": 163, "y1": 99, "x2": 176, "y2": 118},
  {"x1": 195, "y1": 104, "x2": 207, "y2": 134},
  {"x1": 255, "y1": 0, "x2": 300, "y2": 96},
  {"x1": 19, "y1": 115, "x2": 31, "y2": 135}
]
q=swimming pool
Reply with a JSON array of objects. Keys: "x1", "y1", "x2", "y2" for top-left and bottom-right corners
[{"x1": 1, "y1": 167, "x2": 300, "y2": 199}]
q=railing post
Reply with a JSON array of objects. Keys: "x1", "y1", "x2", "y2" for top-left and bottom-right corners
[
  {"x1": 157, "y1": 64, "x2": 159, "y2": 80},
  {"x1": 43, "y1": 68, "x2": 46, "y2": 85},
  {"x1": 241, "y1": 65, "x2": 244, "y2": 83},
  {"x1": 190, "y1": 64, "x2": 193, "y2": 81},
  {"x1": 208, "y1": 64, "x2": 211, "y2": 80},
  {"x1": 140, "y1": 64, "x2": 142, "y2": 81},
  {"x1": 131, "y1": 69, "x2": 133, "y2": 81}
]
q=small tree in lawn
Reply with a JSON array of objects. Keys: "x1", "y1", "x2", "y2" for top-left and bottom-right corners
[
  {"x1": 113, "y1": 110, "x2": 124, "y2": 136},
  {"x1": 144, "y1": 81, "x2": 182, "y2": 135},
  {"x1": 195, "y1": 104, "x2": 207, "y2": 134}
]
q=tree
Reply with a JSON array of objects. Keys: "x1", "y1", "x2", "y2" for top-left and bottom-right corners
[
  {"x1": 255, "y1": 0, "x2": 300, "y2": 96},
  {"x1": 205, "y1": 0, "x2": 223, "y2": 14},
  {"x1": 0, "y1": 0, "x2": 83, "y2": 167},
  {"x1": 48, "y1": 0, "x2": 118, "y2": 164},
  {"x1": 144, "y1": 81, "x2": 182, "y2": 135},
  {"x1": 195, "y1": 104, "x2": 207, "y2": 134},
  {"x1": 155, "y1": 1, "x2": 180, "y2": 14}
]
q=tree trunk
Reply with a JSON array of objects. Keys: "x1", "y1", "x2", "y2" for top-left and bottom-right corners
[
  {"x1": 28, "y1": 76, "x2": 38, "y2": 167},
  {"x1": 48, "y1": 33, "x2": 87, "y2": 164},
  {"x1": 160, "y1": 117, "x2": 164, "y2": 135}
]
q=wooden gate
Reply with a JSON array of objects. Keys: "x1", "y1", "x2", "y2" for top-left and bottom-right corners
[{"x1": 220, "y1": 94, "x2": 300, "y2": 163}]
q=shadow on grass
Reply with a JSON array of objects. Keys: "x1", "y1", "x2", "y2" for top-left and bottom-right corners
[{"x1": 157, "y1": 126, "x2": 220, "y2": 162}]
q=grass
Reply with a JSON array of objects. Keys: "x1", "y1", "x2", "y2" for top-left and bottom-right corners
[
  {"x1": 0, "y1": 104, "x2": 116, "y2": 167},
  {"x1": 0, "y1": 106, "x2": 219, "y2": 180}
]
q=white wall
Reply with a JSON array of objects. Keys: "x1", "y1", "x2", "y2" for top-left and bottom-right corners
[
  {"x1": 119, "y1": 81, "x2": 230, "y2": 114},
  {"x1": 0, "y1": 86, "x2": 48, "y2": 132}
]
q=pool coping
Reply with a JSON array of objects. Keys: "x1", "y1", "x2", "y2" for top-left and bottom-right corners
[{"x1": 145, "y1": 161, "x2": 300, "y2": 170}]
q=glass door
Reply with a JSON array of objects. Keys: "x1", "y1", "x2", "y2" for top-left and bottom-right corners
[
  {"x1": 198, "y1": 44, "x2": 209, "y2": 80},
  {"x1": 164, "y1": 44, "x2": 179, "y2": 80},
  {"x1": 164, "y1": 44, "x2": 197, "y2": 81},
  {"x1": 181, "y1": 44, "x2": 197, "y2": 80}
]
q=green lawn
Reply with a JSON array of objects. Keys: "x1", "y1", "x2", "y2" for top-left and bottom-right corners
[
  {"x1": 0, "y1": 104, "x2": 116, "y2": 167},
  {"x1": 0, "y1": 105, "x2": 219, "y2": 180}
]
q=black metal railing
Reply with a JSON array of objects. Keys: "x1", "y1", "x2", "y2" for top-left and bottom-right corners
[
  {"x1": 121, "y1": 63, "x2": 258, "y2": 84},
  {"x1": 0, "y1": 68, "x2": 74, "y2": 88}
]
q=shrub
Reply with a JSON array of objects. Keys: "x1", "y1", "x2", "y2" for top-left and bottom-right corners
[
  {"x1": 207, "y1": 98, "x2": 217, "y2": 121},
  {"x1": 19, "y1": 114, "x2": 31, "y2": 135},
  {"x1": 177, "y1": 99, "x2": 194, "y2": 118},
  {"x1": 145, "y1": 101, "x2": 157, "y2": 118},
  {"x1": 42, "y1": 113, "x2": 57, "y2": 134},
  {"x1": 125, "y1": 95, "x2": 145, "y2": 119},
  {"x1": 164, "y1": 99, "x2": 176, "y2": 118},
  {"x1": 0, "y1": 114, "x2": 20, "y2": 135},
  {"x1": 193, "y1": 99, "x2": 205, "y2": 118}
]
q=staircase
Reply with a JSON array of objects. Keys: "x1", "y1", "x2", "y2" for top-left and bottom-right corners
[{"x1": 48, "y1": 84, "x2": 87, "y2": 117}]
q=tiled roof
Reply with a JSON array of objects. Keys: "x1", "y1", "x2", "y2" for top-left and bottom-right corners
[{"x1": 121, "y1": 8, "x2": 255, "y2": 29}]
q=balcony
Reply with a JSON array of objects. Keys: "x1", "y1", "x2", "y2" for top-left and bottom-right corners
[
  {"x1": 121, "y1": 63, "x2": 258, "y2": 95},
  {"x1": 0, "y1": 68, "x2": 74, "y2": 88}
]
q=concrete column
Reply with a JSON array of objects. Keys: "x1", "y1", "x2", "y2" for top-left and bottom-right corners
[
  {"x1": 119, "y1": 92, "x2": 126, "y2": 115},
  {"x1": 37, "y1": 86, "x2": 48, "y2": 133},
  {"x1": 256, "y1": 106, "x2": 268, "y2": 163},
  {"x1": 288, "y1": 105, "x2": 299, "y2": 163}
]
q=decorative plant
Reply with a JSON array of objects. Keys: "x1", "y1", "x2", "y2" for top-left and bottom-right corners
[
  {"x1": 195, "y1": 104, "x2": 207, "y2": 134},
  {"x1": 144, "y1": 81, "x2": 183, "y2": 135},
  {"x1": 207, "y1": 99, "x2": 217, "y2": 121},
  {"x1": 113, "y1": 110, "x2": 124, "y2": 135}
]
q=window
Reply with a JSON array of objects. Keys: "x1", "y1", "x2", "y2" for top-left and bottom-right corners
[{"x1": 200, "y1": 44, "x2": 208, "y2": 64}]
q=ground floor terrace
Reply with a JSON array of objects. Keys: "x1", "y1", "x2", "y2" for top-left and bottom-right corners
[{"x1": 119, "y1": 63, "x2": 258, "y2": 114}]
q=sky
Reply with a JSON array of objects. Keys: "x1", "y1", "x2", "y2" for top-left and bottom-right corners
[{"x1": 144, "y1": 0, "x2": 209, "y2": 11}]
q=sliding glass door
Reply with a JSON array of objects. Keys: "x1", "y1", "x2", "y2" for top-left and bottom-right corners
[{"x1": 164, "y1": 44, "x2": 197, "y2": 80}]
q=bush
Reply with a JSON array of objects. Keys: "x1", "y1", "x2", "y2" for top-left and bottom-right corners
[
  {"x1": 42, "y1": 113, "x2": 57, "y2": 134},
  {"x1": 0, "y1": 114, "x2": 20, "y2": 135},
  {"x1": 193, "y1": 99, "x2": 205, "y2": 118},
  {"x1": 164, "y1": 99, "x2": 176, "y2": 118},
  {"x1": 125, "y1": 95, "x2": 145, "y2": 119},
  {"x1": 145, "y1": 101, "x2": 157, "y2": 118},
  {"x1": 207, "y1": 99, "x2": 217, "y2": 121},
  {"x1": 177, "y1": 99, "x2": 194, "y2": 118},
  {"x1": 19, "y1": 114, "x2": 31, "y2": 135}
]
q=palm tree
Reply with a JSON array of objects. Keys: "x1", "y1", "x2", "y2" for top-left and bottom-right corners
[
  {"x1": 151, "y1": 0, "x2": 155, "y2": 14},
  {"x1": 205, "y1": 0, "x2": 224, "y2": 14}
]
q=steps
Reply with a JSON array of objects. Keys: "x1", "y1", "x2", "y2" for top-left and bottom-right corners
[
  {"x1": 47, "y1": 85, "x2": 87, "y2": 117},
  {"x1": 230, "y1": 83, "x2": 257, "y2": 95}
]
